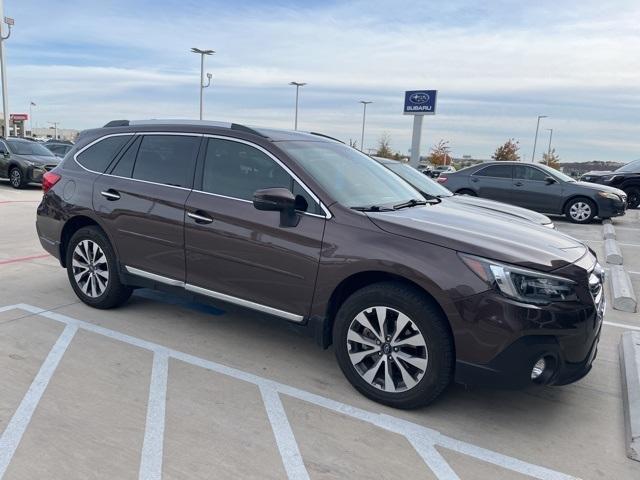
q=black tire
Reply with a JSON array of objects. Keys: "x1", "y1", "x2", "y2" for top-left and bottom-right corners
[
  {"x1": 333, "y1": 282, "x2": 453, "y2": 409},
  {"x1": 9, "y1": 167, "x2": 26, "y2": 189},
  {"x1": 456, "y1": 189, "x2": 476, "y2": 196},
  {"x1": 625, "y1": 187, "x2": 640, "y2": 209},
  {"x1": 565, "y1": 197, "x2": 597, "y2": 224},
  {"x1": 66, "y1": 226, "x2": 132, "y2": 309}
]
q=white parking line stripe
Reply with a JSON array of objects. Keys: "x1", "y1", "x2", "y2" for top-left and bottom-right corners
[
  {"x1": 0, "y1": 324, "x2": 77, "y2": 479},
  {"x1": 260, "y1": 386, "x2": 310, "y2": 480},
  {"x1": 4, "y1": 304, "x2": 578, "y2": 480},
  {"x1": 603, "y1": 321, "x2": 640, "y2": 331},
  {"x1": 139, "y1": 352, "x2": 169, "y2": 480},
  {"x1": 408, "y1": 440, "x2": 461, "y2": 480}
]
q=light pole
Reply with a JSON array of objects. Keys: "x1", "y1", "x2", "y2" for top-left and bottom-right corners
[
  {"x1": 289, "y1": 81, "x2": 306, "y2": 130},
  {"x1": 545, "y1": 128, "x2": 553, "y2": 163},
  {"x1": 0, "y1": 3, "x2": 14, "y2": 137},
  {"x1": 359, "y1": 101, "x2": 372, "y2": 152},
  {"x1": 531, "y1": 115, "x2": 548, "y2": 163},
  {"x1": 29, "y1": 100, "x2": 35, "y2": 136},
  {"x1": 190, "y1": 47, "x2": 214, "y2": 120},
  {"x1": 48, "y1": 121, "x2": 59, "y2": 140}
]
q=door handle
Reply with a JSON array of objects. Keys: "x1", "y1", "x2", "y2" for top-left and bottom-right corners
[
  {"x1": 187, "y1": 211, "x2": 214, "y2": 224},
  {"x1": 100, "y1": 189, "x2": 121, "y2": 201},
  {"x1": 514, "y1": 181, "x2": 524, "y2": 187}
]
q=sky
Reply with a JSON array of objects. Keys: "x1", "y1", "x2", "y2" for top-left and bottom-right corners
[{"x1": 3, "y1": 0, "x2": 639, "y2": 162}]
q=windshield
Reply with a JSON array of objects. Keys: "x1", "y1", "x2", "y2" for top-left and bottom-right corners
[
  {"x1": 616, "y1": 159, "x2": 640, "y2": 173},
  {"x1": 278, "y1": 141, "x2": 423, "y2": 208},
  {"x1": 7, "y1": 139, "x2": 55, "y2": 156},
  {"x1": 537, "y1": 163, "x2": 575, "y2": 182},
  {"x1": 385, "y1": 162, "x2": 453, "y2": 197}
]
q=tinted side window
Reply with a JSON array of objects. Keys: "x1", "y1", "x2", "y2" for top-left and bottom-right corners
[
  {"x1": 110, "y1": 136, "x2": 141, "y2": 178},
  {"x1": 76, "y1": 135, "x2": 131, "y2": 173},
  {"x1": 0, "y1": 142, "x2": 7, "y2": 154},
  {"x1": 475, "y1": 165, "x2": 512, "y2": 178},
  {"x1": 132, "y1": 135, "x2": 200, "y2": 188},
  {"x1": 293, "y1": 181, "x2": 322, "y2": 215},
  {"x1": 514, "y1": 165, "x2": 548, "y2": 181}
]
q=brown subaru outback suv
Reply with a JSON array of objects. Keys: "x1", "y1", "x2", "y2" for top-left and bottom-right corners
[{"x1": 36, "y1": 120, "x2": 605, "y2": 409}]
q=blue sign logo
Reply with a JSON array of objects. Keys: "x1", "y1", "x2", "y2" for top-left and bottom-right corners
[{"x1": 404, "y1": 90, "x2": 437, "y2": 115}]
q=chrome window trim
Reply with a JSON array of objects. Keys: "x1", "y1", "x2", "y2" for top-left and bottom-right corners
[
  {"x1": 124, "y1": 265, "x2": 303, "y2": 323},
  {"x1": 201, "y1": 134, "x2": 332, "y2": 219}
]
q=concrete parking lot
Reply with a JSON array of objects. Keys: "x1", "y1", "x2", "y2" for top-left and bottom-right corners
[{"x1": 1, "y1": 181, "x2": 639, "y2": 479}]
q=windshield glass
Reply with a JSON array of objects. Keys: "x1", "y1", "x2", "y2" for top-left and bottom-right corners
[
  {"x1": 278, "y1": 141, "x2": 423, "y2": 208},
  {"x1": 385, "y1": 162, "x2": 453, "y2": 197},
  {"x1": 537, "y1": 163, "x2": 575, "y2": 182},
  {"x1": 616, "y1": 159, "x2": 640, "y2": 173},
  {"x1": 7, "y1": 139, "x2": 55, "y2": 156}
]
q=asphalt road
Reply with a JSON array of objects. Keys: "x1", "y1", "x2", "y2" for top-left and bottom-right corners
[{"x1": 1, "y1": 181, "x2": 639, "y2": 479}]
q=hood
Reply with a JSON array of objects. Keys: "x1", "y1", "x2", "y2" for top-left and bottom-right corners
[
  {"x1": 446, "y1": 195, "x2": 552, "y2": 226},
  {"x1": 581, "y1": 170, "x2": 614, "y2": 177},
  {"x1": 572, "y1": 180, "x2": 626, "y2": 196},
  {"x1": 366, "y1": 204, "x2": 586, "y2": 272},
  {"x1": 13, "y1": 153, "x2": 60, "y2": 166}
]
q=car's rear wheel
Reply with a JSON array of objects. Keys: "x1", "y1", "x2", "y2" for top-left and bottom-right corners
[
  {"x1": 66, "y1": 226, "x2": 132, "y2": 309},
  {"x1": 333, "y1": 282, "x2": 453, "y2": 409},
  {"x1": 9, "y1": 167, "x2": 25, "y2": 189},
  {"x1": 565, "y1": 197, "x2": 596, "y2": 223},
  {"x1": 625, "y1": 187, "x2": 640, "y2": 209},
  {"x1": 456, "y1": 189, "x2": 476, "y2": 196}
]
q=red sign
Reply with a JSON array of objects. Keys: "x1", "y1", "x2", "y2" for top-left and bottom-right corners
[{"x1": 10, "y1": 113, "x2": 28, "y2": 121}]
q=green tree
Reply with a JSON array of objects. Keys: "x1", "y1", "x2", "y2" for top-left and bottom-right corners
[
  {"x1": 492, "y1": 139, "x2": 520, "y2": 161},
  {"x1": 375, "y1": 133, "x2": 393, "y2": 159},
  {"x1": 426, "y1": 139, "x2": 452, "y2": 166},
  {"x1": 542, "y1": 148, "x2": 560, "y2": 169}
]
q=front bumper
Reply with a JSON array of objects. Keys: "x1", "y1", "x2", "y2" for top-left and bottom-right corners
[
  {"x1": 596, "y1": 197, "x2": 627, "y2": 218},
  {"x1": 453, "y1": 268, "x2": 605, "y2": 389},
  {"x1": 26, "y1": 163, "x2": 58, "y2": 183}
]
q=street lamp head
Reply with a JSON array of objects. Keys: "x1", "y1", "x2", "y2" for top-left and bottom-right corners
[
  {"x1": 206, "y1": 73, "x2": 213, "y2": 80},
  {"x1": 359, "y1": 101, "x2": 373, "y2": 105},
  {"x1": 4, "y1": 17, "x2": 15, "y2": 26},
  {"x1": 191, "y1": 48, "x2": 215, "y2": 55},
  {"x1": 289, "y1": 81, "x2": 306, "y2": 87},
  {"x1": 538, "y1": 115, "x2": 548, "y2": 119}
]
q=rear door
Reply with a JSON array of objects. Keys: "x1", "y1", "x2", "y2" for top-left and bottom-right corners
[
  {"x1": 0, "y1": 139, "x2": 9, "y2": 177},
  {"x1": 93, "y1": 133, "x2": 202, "y2": 282},
  {"x1": 469, "y1": 164, "x2": 514, "y2": 203},
  {"x1": 184, "y1": 136, "x2": 326, "y2": 320},
  {"x1": 512, "y1": 165, "x2": 564, "y2": 213}
]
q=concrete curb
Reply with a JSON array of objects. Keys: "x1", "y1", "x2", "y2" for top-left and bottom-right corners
[
  {"x1": 605, "y1": 238, "x2": 623, "y2": 265},
  {"x1": 610, "y1": 265, "x2": 638, "y2": 313},
  {"x1": 620, "y1": 331, "x2": 640, "y2": 462},
  {"x1": 603, "y1": 223, "x2": 616, "y2": 240}
]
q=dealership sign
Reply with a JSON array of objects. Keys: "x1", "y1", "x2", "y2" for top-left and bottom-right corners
[
  {"x1": 10, "y1": 113, "x2": 28, "y2": 121},
  {"x1": 403, "y1": 90, "x2": 437, "y2": 115}
]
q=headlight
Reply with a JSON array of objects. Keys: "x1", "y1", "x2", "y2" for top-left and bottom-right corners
[
  {"x1": 601, "y1": 175, "x2": 621, "y2": 183},
  {"x1": 459, "y1": 254, "x2": 577, "y2": 304},
  {"x1": 597, "y1": 191, "x2": 620, "y2": 201}
]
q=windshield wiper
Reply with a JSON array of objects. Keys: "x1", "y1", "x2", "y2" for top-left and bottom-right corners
[
  {"x1": 350, "y1": 205, "x2": 394, "y2": 212},
  {"x1": 393, "y1": 198, "x2": 429, "y2": 210}
]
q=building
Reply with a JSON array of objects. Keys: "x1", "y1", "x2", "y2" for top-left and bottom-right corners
[{"x1": 30, "y1": 126, "x2": 79, "y2": 142}]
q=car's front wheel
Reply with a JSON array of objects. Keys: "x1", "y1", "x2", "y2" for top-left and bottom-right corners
[
  {"x1": 565, "y1": 197, "x2": 596, "y2": 223},
  {"x1": 9, "y1": 167, "x2": 26, "y2": 189},
  {"x1": 66, "y1": 226, "x2": 132, "y2": 309},
  {"x1": 333, "y1": 282, "x2": 453, "y2": 409},
  {"x1": 625, "y1": 187, "x2": 640, "y2": 209}
]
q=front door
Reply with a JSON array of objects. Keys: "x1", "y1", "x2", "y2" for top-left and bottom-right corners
[
  {"x1": 512, "y1": 165, "x2": 564, "y2": 213},
  {"x1": 93, "y1": 133, "x2": 202, "y2": 281},
  {"x1": 184, "y1": 136, "x2": 326, "y2": 320}
]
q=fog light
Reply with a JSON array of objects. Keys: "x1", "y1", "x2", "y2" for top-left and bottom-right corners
[{"x1": 531, "y1": 358, "x2": 546, "y2": 380}]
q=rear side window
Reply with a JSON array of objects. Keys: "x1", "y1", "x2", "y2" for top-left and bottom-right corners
[
  {"x1": 131, "y1": 135, "x2": 200, "y2": 188},
  {"x1": 474, "y1": 165, "x2": 512, "y2": 178},
  {"x1": 76, "y1": 135, "x2": 131, "y2": 173},
  {"x1": 514, "y1": 165, "x2": 547, "y2": 181},
  {"x1": 110, "y1": 136, "x2": 141, "y2": 178},
  {"x1": 202, "y1": 138, "x2": 322, "y2": 214}
]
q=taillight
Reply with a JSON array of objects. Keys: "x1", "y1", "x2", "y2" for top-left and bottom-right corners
[
  {"x1": 42, "y1": 171, "x2": 61, "y2": 193},
  {"x1": 437, "y1": 176, "x2": 448, "y2": 183}
]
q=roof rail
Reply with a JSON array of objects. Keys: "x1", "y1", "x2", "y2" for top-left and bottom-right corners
[
  {"x1": 230, "y1": 123, "x2": 269, "y2": 138},
  {"x1": 103, "y1": 120, "x2": 130, "y2": 127},
  {"x1": 102, "y1": 119, "x2": 268, "y2": 138},
  {"x1": 309, "y1": 132, "x2": 344, "y2": 143}
]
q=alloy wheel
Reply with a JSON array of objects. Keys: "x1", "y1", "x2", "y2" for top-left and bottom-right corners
[
  {"x1": 569, "y1": 202, "x2": 591, "y2": 222},
  {"x1": 347, "y1": 306, "x2": 428, "y2": 392},
  {"x1": 9, "y1": 169, "x2": 21, "y2": 188},
  {"x1": 72, "y1": 240, "x2": 109, "y2": 298}
]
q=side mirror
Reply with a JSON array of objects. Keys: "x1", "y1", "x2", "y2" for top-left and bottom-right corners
[
  {"x1": 545, "y1": 176, "x2": 556, "y2": 185},
  {"x1": 1, "y1": 151, "x2": 8, "y2": 157},
  {"x1": 253, "y1": 188, "x2": 299, "y2": 227}
]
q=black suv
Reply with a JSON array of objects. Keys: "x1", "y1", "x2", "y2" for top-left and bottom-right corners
[
  {"x1": 36, "y1": 120, "x2": 605, "y2": 408},
  {"x1": 581, "y1": 159, "x2": 640, "y2": 209}
]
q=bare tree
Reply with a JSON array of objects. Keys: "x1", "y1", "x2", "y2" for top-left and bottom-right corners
[{"x1": 375, "y1": 133, "x2": 393, "y2": 159}]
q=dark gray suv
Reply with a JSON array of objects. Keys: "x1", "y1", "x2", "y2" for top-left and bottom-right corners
[
  {"x1": 439, "y1": 161, "x2": 627, "y2": 223},
  {"x1": 36, "y1": 120, "x2": 605, "y2": 408},
  {"x1": 0, "y1": 137, "x2": 60, "y2": 188}
]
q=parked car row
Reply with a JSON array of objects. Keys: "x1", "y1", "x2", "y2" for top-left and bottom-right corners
[
  {"x1": 580, "y1": 158, "x2": 640, "y2": 209},
  {"x1": 437, "y1": 161, "x2": 628, "y2": 223},
  {"x1": 36, "y1": 120, "x2": 605, "y2": 409}
]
